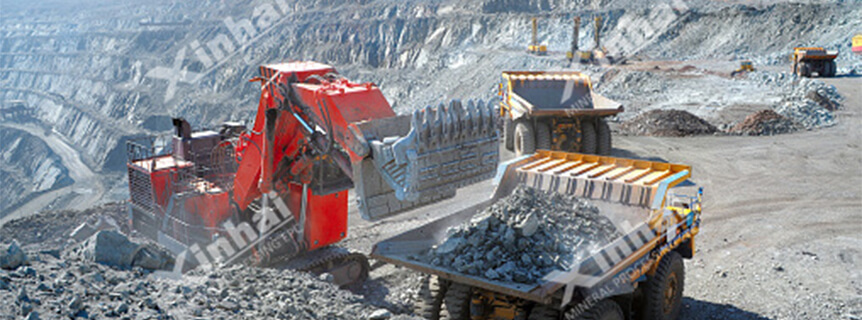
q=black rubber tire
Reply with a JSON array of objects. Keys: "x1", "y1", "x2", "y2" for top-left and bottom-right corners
[
  {"x1": 528, "y1": 304, "x2": 561, "y2": 320},
  {"x1": 580, "y1": 121, "x2": 597, "y2": 154},
  {"x1": 799, "y1": 62, "x2": 810, "y2": 78},
  {"x1": 535, "y1": 121, "x2": 552, "y2": 151},
  {"x1": 440, "y1": 283, "x2": 472, "y2": 320},
  {"x1": 569, "y1": 299, "x2": 624, "y2": 320},
  {"x1": 514, "y1": 120, "x2": 536, "y2": 157},
  {"x1": 596, "y1": 118, "x2": 612, "y2": 156},
  {"x1": 504, "y1": 116, "x2": 515, "y2": 151},
  {"x1": 640, "y1": 251, "x2": 685, "y2": 320},
  {"x1": 828, "y1": 61, "x2": 837, "y2": 77},
  {"x1": 415, "y1": 276, "x2": 448, "y2": 320}
]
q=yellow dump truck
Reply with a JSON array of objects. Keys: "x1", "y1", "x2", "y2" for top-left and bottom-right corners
[
  {"x1": 373, "y1": 151, "x2": 703, "y2": 319},
  {"x1": 499, "y1": 71, "x2": 623, "y2": 157},
  {"x1": 791, "y1": 47, "x2": 838, "y2": 77}
]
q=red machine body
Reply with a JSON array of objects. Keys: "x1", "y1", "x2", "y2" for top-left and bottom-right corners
[{"x1": 127, "y1": 61, "x2": 396, "y2": 255}]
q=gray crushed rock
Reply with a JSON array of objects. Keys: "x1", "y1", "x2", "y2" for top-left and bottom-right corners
[
  {"x1": 0, "y1": 206, "x2": 417, "y2": 319},
  {"x1": 418, "y1": 186, "x2": 620, "y2": 284},
  {"x1": 0, "y1": 241, "x2": 402, "y2": 320},
  {"x1": 0, "y1": 203, "x2": 129, "y2": 252},
  {"x1": 746, "y1": 71, "x2": 840, "y2": 129},
  {"x1": 1, "y1": 240, "x2": 28, "y2": 270},
  {"x1": 774, "y1": 99, "x2": 835, "y2": 130}
]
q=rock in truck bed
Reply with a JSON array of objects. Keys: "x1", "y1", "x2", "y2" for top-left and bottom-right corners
[{"x1": 416, "y1": 185, "x2": 620, "y2": 284}]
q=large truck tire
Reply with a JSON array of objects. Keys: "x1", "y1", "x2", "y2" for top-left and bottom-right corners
[
  {"x1": 640, "y1": 251, "x2": 684, "y2": 320},
  {"x1": 535, "y1": 122, "x2": 552, "y2": 151},
  {"x1": 503, "y1": 116, "x2": 515, "y2": 151},
  {"x1": 827, "y1": 61, "x2": 837, "y2": 77},
  {"x1": 580, "y1": 121, "x2": 598, "y2": 154},
  {"x1": 440, "y1": 283, "x2": 472, "y2": 320},
  {"x1": 799, "y1": 62, "x2": 811, "y2": 77},
  {"x1": 515, "y1": 121, "x2": 536, "y2": 157},
  {"x1": 528, "y1": 304, "x2": 561, "y2": 320},
  {"x1": 596, "y1": 118, "x2": 612, "y2": 156},
  {"x1": 415, "y1": 276, "x2": 448, "y2": 320},
  {"x1": 570, "y1": 299, "x2": 624, "y2": 320}
]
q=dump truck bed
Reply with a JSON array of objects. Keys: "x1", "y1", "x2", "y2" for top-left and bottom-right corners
[
  {"x1": 794, "y1": 47, "x2": 839, "y2": 60},
  {"x1": 371, "y1": 151, "x2": 693, "y2": 304},
  {"x1": 502, "y1": 71, "x2": 623, "y2": 118}
]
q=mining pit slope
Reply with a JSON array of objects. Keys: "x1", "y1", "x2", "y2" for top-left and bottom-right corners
[{"x1": 0, "y1": 0, "x2": 860, "y2": 319}]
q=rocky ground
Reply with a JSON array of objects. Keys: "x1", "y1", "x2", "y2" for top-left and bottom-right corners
[{"x1": 0, "y1": 218, "x2": 411, "y2": 320}]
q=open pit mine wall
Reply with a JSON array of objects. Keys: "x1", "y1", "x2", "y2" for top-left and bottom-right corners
[
  {"x1": 0, "y1": 0, "x2": 857, "y2": 175},
  {"x1": 0, "y1": 128, "x2": 72, "y2": 215}
]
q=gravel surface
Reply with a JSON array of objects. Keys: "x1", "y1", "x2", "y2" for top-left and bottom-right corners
[{"x1": 417, "y1": 186, "x2": 619, "y2": 284}]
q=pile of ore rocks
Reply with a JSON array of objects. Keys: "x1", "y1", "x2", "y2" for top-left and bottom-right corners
[
  {"x1": 419, "y1": 186, "x2": 620, "y2": 284},
  {"x1": 730, "y1": 109, "x2": 801, "y2": 136},
  {"x1": 618, "y1": 109, "x2": 718, "y2": 137}
]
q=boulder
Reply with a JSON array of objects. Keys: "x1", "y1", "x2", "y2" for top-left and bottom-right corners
[
  {"x1": 80, "y1": 231, "x2": 173, "y2": 270},
  {"x1": 0, "y1": 240, "x2": 28, "y2": 270},
  {"x1": 368, "y1": 309, "x2": 392, "y2": 320}
]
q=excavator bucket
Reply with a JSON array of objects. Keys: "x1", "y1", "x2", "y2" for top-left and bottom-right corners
[{"x1": 353, "y1": 100, "x2": 499, "y2": 221}]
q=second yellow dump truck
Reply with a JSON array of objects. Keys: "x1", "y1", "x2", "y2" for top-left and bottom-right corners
[
  {"x1": 791, "y1": 47, "x2": 838, "y2": 77},
  {"x1": 499, "y1": 71, "x2": 623, "y2": 157}
]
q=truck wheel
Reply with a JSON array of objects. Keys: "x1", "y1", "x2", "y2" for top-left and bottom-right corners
[
  {"x1": 514, "y1": 121, "x2": 536, "y2": 157},
  {"x1": 415, "y1": 276, "x2": 448, "y2": 320},
  {"x1": 827, "y1": 61, "x2": 837, "y2": 77},
  {"x1": 569, "y1": 299, "x2": 623, "y2": 320},
  {"x1": 504, "y1": 116, "x2": 515, "y2": 151},
  {"x1": 596, "y1": 118, "x2": 612, "y2": 156},
  {"x1": 440, "y1": 283, "x2": 472, "y2": 320},
  {"x1": 799, "y1": 62, "x2": 811, "y2": 77},
  {"x1": 580, "y1": 121, "x2": 597, "y2": 154},
  {"x1": 535, "y1": 122, "x2": 552, "y2": 151},
  {"x1": 528, "y1": 304, "x2": 560, "y2": 320},
  {"x1": 640, "y1": 251, "x2": 684, "y2": 320}
]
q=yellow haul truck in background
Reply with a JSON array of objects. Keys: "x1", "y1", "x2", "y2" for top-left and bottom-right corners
[
  {"x1": 791, "y1": 47, "x2": 838, "y2": 77},
  {"x1": 498, "y1": 71, "x2": 623, "y2": 157}
]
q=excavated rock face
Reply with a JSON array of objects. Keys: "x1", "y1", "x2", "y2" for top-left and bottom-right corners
[
  {"x1": 419, "y1": 185, "x2": 619, "y2": 284},
  {"x1": 618, "y1": 109, "x2": 718, "y2": 137}
]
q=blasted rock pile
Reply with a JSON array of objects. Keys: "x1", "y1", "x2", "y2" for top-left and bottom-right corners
[
  {"x1": 747, "y1": 71, "x2": 840, "y2": 129},
  {"x1": 730, "y1": 110, "x2": 801, "y2": 136},
  {"x1": 0, "y1": 208, "x2": 403, "y2": 320},
  {"x1": 419, "y1": 186, "x2": 620, "y2": 284},
  {"x1": 774, "y1": 99, "x2": 835, "y2": 130},
  {"x1": 618, "y1": 109, "x2": 718, "y2": 137},
  {"x1": 0, "y1": 251, "x2": 392, "y2": 319}
]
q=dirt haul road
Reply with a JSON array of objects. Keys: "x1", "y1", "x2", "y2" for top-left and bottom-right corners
[{"x1": 344, "y1": 75, "x2": 861, "y2": 319}]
